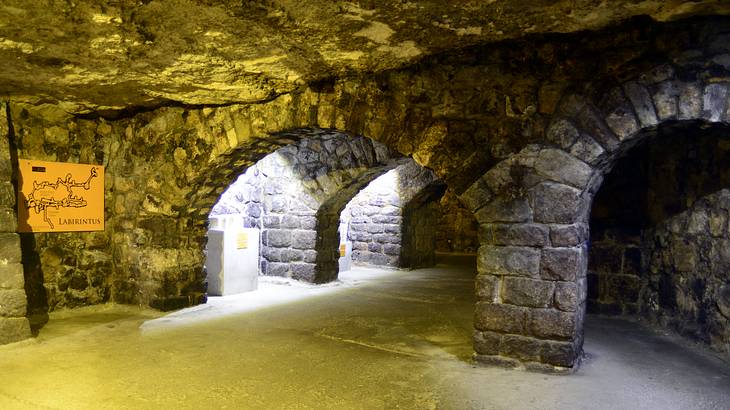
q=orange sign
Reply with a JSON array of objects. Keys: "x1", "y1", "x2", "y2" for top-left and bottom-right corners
[{"x1": 17, "y1": 160, "x2": 105, "y2": 232}]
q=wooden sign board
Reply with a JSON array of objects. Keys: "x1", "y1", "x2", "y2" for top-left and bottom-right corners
[
  {"x1": 17, "y1": 160, "x2": 105, "y2": 233},
  {"x1": 339, "y1": 244, "x2": 346, "y2": 257}
]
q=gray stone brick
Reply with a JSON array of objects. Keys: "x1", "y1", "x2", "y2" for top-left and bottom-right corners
[
  {"x1": 702, "y1": 83, "x2": 728, "y2": 122},
  {"x1": 475, "y1": 274, "x2": 499, "y2": 301},
  {"x1": 532, "y1": 148, "x2": 594, "y2": 189},
  {"x1": 549, "y1": 224, "x2": 588, "y2": 246},
  {"x1": 480, "y1": 223, "x2": 549, "y2": 247},
  {"x1": 569, "y1": 133, "x2": 605, "y2": 165},
  {"x1": 291, "y1": 263, "x2": 316, "y2": 281},
  {"x1": 292, "y1": 230, "x2": 316, "y2": 249},
  {"x1": 653, "y1": 80, "x2": 679, "y2": 120},
  {"x1": 678, "y1": 82, "x2": 702, "y2": 120},
  {"x1": 530, "y1": 182, "x2": 583, "y2": 224},
  {"x1": 367, "y1": 242, "x2": 383, "y2": 253},
  {"x1": 529, "y1": 308, "x2": 577, "y2": 340},
  {"x1": 474, "y1": 301, "x2": 527, "y2": 334},
  {"x1": 623, "y1": 81, "x2": 658, "y2": 127},
  {"x1": 475, "y1": 197, "x2": 532, "y2": 224},
  {"x1": 383, "y1": 244, "x2": 400, "y2": 256},
  {"x1": 541, "y1": 247, "x2": 585, "y2": 281},
  {"x1": 502, "y1": 277, "x2": 555, "y2": 308},
  {"x1": 546, "y1": 119, "x2": 579, "y2": 149},
  {"x1": 477, "y1": 246, "x2": 540, "y2": 277},
  {"x1": 554, "y1": 282, "x2": 578, "y2": 312},
  {"x1": 500, "y1": 334, "x2": 542, "y2": 362},
  {"x1": 459, "y1": 176, "x2": 493, "y2": 212}
]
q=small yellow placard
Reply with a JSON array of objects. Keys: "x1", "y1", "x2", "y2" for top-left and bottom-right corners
[
  {"x1": 339, "y1": 244, "x2": 346, "y2": 257},
  {"x1": 236, "y1": 232, "x2": 249, "y2": 249},
  {"x1": 18, "y1": 159, "x2": 105, "y2": 233}
]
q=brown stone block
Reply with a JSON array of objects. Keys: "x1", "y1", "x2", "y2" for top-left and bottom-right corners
[
  {"x1": 473, "y1": 354, "x2": 520, "y2": 369},
  {"x1": 477, "y1": 245, "x2": 540, "y2": 277},
  {"x1": 0, "y1": 263, "x2": 24, "y2": 290},
  {"x1": 0, "y1": 182, "x2": 15, "y2": 208},
  {"x1": 500, "y1": 334, "x2": 541, "y2": 362},
  {"x1": 529, "y1": 308, "x2": 577, "y2": 340},
  {"x1": 529, "y1": 182, "x2": 583, "y2": 224},
  {"x1": 473, "y1": 330, "x2": 501, "y2": 355},
  {"x1": 653, "y1": 80, "x2": 679, "y2": 121},
  {"x1": 0, "y1": 317, "x2": 31, "y2": 345},
  {"x1": 475, "y1": 197, "x2": 532, "y2": 224},
  {"x1": 623, "y1": 81, "x2": 658, "y2": 128},
  {"x1": 601, "y1": 87, "x2": 639, "y2": 141},
  {"x1": 540, "y1": 339, "x2": 579, "y2": 367},
  {"x1": 474, "y1": 301, "x2": 527, "y2": 334},
  {"x1": 549, "y1": 223, "x2": 588, "y2": 247},
  {"x1": 480, "y1": 223, "x2": 549, "y2": 247},
  {"x1": 0, "y1": 289, "x2": 28, "y2": 317},
  {"x1": 541, "y1": 247, "x2": 585, "y2": 281},
  {"x1": 0, "y1": 208, "x2": 18, "y2": 232},
  {"x1": 475, "y1": 274, "x2": 499, "y2": 301},
  {"x1": 0, "y1": 233, "x2": 21, "y2": 264},
  {"x1": 502, "y1": 277, "x2": 555, "y2": 308},
  {"x1": 554, "y1": 282, "x2": 578, "y2": 312},
  {"x1": 678, "y1": 82, "x2": 702, "y2": 120}
]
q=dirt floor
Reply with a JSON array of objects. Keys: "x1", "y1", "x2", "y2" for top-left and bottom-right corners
[{"x1": 0, "y1": 255, "x2": 727, "y2": 409}]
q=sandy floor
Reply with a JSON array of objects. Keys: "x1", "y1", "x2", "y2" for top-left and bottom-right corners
[{"x1": 0, "y1": 255, "x2": 727, "y2": 409}]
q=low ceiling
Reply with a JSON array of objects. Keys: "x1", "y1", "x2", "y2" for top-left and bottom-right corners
[{"x1": 1, "y1": 0, "x2": 729, "y2": 113}]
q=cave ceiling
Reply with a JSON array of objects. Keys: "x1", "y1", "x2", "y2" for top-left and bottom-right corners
[{"x1": 1, "y1": 0, "x2": 729, "y2": 114}]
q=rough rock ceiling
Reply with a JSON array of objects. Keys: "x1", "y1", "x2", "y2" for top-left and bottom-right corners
[{"x1": 1, "y1": 0, "x2": 729, "y2": 113}]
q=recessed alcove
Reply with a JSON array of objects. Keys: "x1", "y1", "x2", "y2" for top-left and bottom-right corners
[{"x1": 588, "y1": 121, "x2": 730, "y2": 356}]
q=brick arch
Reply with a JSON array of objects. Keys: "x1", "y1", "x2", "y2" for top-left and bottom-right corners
[
  {"x1": 193, "y1": 129, "x2": 406, "y2": 284},
  {"x1": 460, "y1": 63, "x2": 730, "y2": 372},
  {"x1": 342, "y1": 160, "x2": 446, "y2": 269}
]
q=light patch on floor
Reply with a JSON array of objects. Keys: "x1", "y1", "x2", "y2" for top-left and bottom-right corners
[{"x1": 141, "y1": 265, "x2": 402, "y2": 333}]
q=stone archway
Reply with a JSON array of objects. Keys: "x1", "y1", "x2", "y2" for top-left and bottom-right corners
[
  {"x1": 341, "y1": 160, "x2": 446, "y2": 270},
  {"x1": 460, "y1": 66, "x2": 730, "y2": 371},
  {"x1": 206, "y1": 130, "x2": 405, "y2": 284}
]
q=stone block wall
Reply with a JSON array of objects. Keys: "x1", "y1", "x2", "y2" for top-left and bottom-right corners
[
  {"x1": 340, "y1": 161, "x2": 443, "y2": 269},
  {"x1": 588, "y1": 125, "x2": 730, "y2": 356},
  {"x1": 435, "y1": 189, "x2": 479, "y2": 253},
  {"x1": 343, "y1": 169, "x2": 403, "y2": 267},
  {"x1": 0, "y1": 102, "x2": 30, "y2": 343},
  {"x1": 644, "y1": 190, "x2": 730, "y2": 356}
]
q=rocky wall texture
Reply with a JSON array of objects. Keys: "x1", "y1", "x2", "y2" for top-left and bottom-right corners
[
  {"x1": 0, "y1": 102, "x2": 31, "y2": 344},
  {"x1": 342, "y1": 161, "x2": 442, "y2": 268},
  {"x1": 435, "y1": 190, "x2": 479, "y2": 253},
  {"x1": 645, "y1": 190, "x2": 730, "y2": 356}
]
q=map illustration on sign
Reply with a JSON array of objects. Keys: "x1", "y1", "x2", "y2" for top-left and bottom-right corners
[{"x1": 18, "y1": 160, "x2": 105, "y2": 233}]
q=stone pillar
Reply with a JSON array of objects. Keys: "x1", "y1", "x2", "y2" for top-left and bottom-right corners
[
  {"x1": 0, "y1": 102, "x2": 31, "y2": 344},
  {"x1": 462, "y1": 146, "x2": 595, "y2": 372}
]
